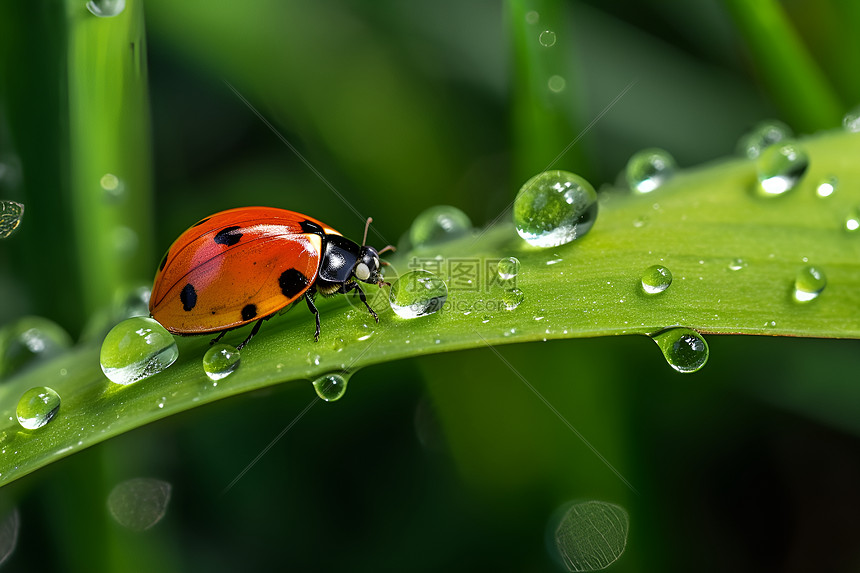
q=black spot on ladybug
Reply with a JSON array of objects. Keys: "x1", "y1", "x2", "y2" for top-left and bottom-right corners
[
  {"x1": 192, "y1": 217, "x2": 211, "y2": 227},
  {"x1": 180, "y1": 283, "x2": 197, "y2": 311},
  {"x1": 214, "y1": 226, "x2": 243, "y2": 246},
  {"x1": 241, "y1": 304, "x2": 257, "y2": 321},
  {"x1": 299, "y1": 220, "x2": 325, "y2": 236},
  {"x1": 279, "y1": 268, "x2": 310, "y2": 299},
  {"x1": 158, "y1": 250, "x2": 169, "y2": 271}
]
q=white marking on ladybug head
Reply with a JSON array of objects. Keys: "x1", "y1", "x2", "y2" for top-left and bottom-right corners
[{"x1": 355, "y1": 262, "x2": 371, "y2": 281}]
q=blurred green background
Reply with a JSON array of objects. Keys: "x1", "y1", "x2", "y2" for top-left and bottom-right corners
[{"x1": 2, "y1": 0, "x2": 860, "y2": 571}]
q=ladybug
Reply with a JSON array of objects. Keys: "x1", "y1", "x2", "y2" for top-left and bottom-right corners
[{"x1": 150, "y1": 207, "x2": 393, "y2": 349}]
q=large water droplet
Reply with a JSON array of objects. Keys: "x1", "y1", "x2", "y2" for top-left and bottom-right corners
[
  {"x1": 497, "y1": 257, "x2": 521, "y2": 281},
  {"x1": 755, "y1": 142, "x2": 809, "y2": 196},
  {"x1": 100, "y1": 317, "x2": 178, "y2": 385},
  {"x1": 389, "y1": 270, "x2": 448, "y2": 319},
  {"x1": 107, "y1": 478, "x2": 172, "y2": 531},
  {"x1": 203, "y1": 344, "x2": 240, "y2": 381},
  {"x1": 0, "y1": 317, "x2": 72, "y2": 379},
  {"x1": 16, "y1": 386, "x2": 61, "y2": 429},
  {"x1": 86, "y1": 0, "x2": 125, "y2": 17},
  {"x1": 0, "y1": 201, "x2": 24, "y2": 239},
  {"x1": 502, "y1": 288, "x2": 525, "y2": 311},
  {"x1": 409, "y1": 205, "x2": 472, "y2": 247},
  {"x1": 513, "y1": 170, "x2": 598, "y2": 248},
  {"x1": 312, "y1": 372, "x2": 350, "y2": 402},
  {"x1": 625, "y1": 148, "x2": 676, "y2": 193},
  {"x1": 793, "y1": 265, "x2": 826, "y2": 303},
  {"x1": 816, "y1": 176, "x2": 837, "y2": 198},
  {"x1": 651, "y1": 328, "x2": 709, "y2": 373},
  {"x1": 737, "y1": 120, "x2": 792, "y2": 159},
  {"x1": 553, "y1": 500, "x2": 629, "y2": 572},
  {"x1": 843, "y1": 106, "x2": 860, "y2": 132},
  {"x1": 539, "y1": 30, "x2": 557, "y2": 47},
  {"x1": 0, "y1": 508, "x2": 20, "y2": 566},
  {"x1": 640, "y1": 265, "x2": 672, "y2": 294}
]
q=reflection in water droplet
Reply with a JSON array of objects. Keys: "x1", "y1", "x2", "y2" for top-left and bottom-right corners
[
  {"x1": 539, "y1": 30, "x2": 557, "y2": 47},
  {"x1": 816, "y1": 176, "x2": 837, "y2": 198},
  {"x1": 651, "y1": 328, "x2": 709, "y2": 373},
  {"x1": 755, "y1": 142, "x2": 809, "y2": 196},
  {"x1": 203, "y1": 344, "x2": 240, "y2": 381},
  {"x1": 409, "y1": 205, "x2": 472, "y2": 247},
  {"x1": 0, "y1": 201, "x2": 24, "y2": 239},
  {"x1": 86, "y1": 0, "x2": 125, "y2": 17},
  {"x1": 737, "y1": 120, "x2": 792, "y2": 159},
  {"x1": 312, "y1": 373, "x2": 350, "y2": 402},
  {"x1": 389, "y1": 270, "x2": 448, "y2": 319},
  {"x1": 107, "y1": 478, "x2": 172, "y2": 531},
  {"x1": 553, "y1": 500, "x2": 629, "y2": 572},
  {"x1": 793, "y1": 265, "x2": 826, "y2": 303},
  {"x1": 100, "y1": 317, "x2": 178, "y2": 385},
  {"x1": 16, "y1": 386, "x2": 61, "y2": 429},
  {"x1": 626, "y1": 148, "x2": 676, "y2": 193},
  {"x1": 514, "y1": 171, "x2": 598, "y2": 248},
  {"x1": 640, "y1": 265, "x2": 672, "y2": 294}
]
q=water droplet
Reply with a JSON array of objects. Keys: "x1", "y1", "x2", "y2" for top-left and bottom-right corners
[
  {"x1": 312, "y1": 372, "x2": 350, "y2": 402},
  {"x1": 0, "y1": 201, "x2": 24, "y2": 239},
  {"x1": 389, "y1": 270, "x2": 448, "y2": 319},
  {"x1": 640, "y1": 265, "x2": 672, "y2": 294},
  {"x1": 625, "y1": 148, "x2": 676, "y2": 193},
  {"x1": 728, "y1": 258, "x2": 747, "y2": 271},
  {"x1": 755, "y1": 142, "x2": 809, "y2": 196},
  {"x1": 845, "y1": 208, "x2": 860, "y2": 232},
  {"x1": 0, "y1": 317, "x2": 73, "y2": 379},
  {"x1": 86, "y1": 0, "x2": 125, "y2": 17},
  {"x1": 16, "y1": 386, "x2": 61, "y2": 429},
  {"x1": 202, "y1": 344, "x2": 240, "y2": 381},
  {"x1": 497, "y1": 257, "x2": 521, "y2": 280},
  {"x1": 553, "y1": 500, "x2": 629, "y2": 572},
  {"x1": 107, "y1": 478, "x2": 172, "y2": 531},
  {"x1": 0, "y1": 508, "x2": 19, "y2": 566},
  {"x1": 843, "y1": 105, "x2": 860, "y2": 132},
  {"x1": 513, "y1": 170, "x2": 598, "y2": 248},
  {"x1": 503, "y1": 288, "x2": 525, "y2": 311},
  {"x1": 793, "y1": 265, "x2": 826, "y2": 303},
  {"x1": 409, "y1": 205, "x2": 472, "y2": 247},
  {"x1": 651, "y1": 328, "x2": 709, "y2": 373},
  {"x1": 737, "y1": 120, "x2": 792, "y2": 159},
  {"x1": 547, "y1": 75, "x2": 566, "y2": 93},
  {"x1": 539, "y1": 30, "x2": 556, "y2": 47},
  {"x1": 816, "y1": 176, "x2": 837, "y2": 198},
  {"x1": 100, "y1": 317, "x2": 178, "y2": 385}
]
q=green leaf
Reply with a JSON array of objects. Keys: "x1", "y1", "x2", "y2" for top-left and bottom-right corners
[{"x1": 1, "y1": 128, "x2": 859, "y2": 487}]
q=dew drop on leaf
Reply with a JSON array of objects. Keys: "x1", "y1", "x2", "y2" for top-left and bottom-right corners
[
  {"x1": 755, "y1": 142, "x2": 809, "y2": 196},
  {"x1": 513, "y1": 170, "x2": 598, "y2": 248},
  {"x1": 625, "y1": 148, "x2": 676, "y2": 193},
  {"x1": 312, "y1": 372, "x2": 350, "y2": 402},
  {"x1": 640, "y1": 265, "x2": 672, "y2": 294},
  {"x1": 203, "y1": 344, "x2": 240, "y2": 381},
  {"x1": 793, "y1": 265, "x2": 826, "y2": 303},
  {"x1": 16, "y1": 386, "x2": 61, "y2": 430},
  {"x1": 737, "y1": 119, "x2": 792, "y2": 159},
  {"x1": 100, "y1": 317, "x2": 178, "y2": 385},
  {"x1": 650, "y1": 328, "x2": 709, "y2": 373},
  {"x1": 389, "y1": 270, "x2": 448, "y2": 319}
]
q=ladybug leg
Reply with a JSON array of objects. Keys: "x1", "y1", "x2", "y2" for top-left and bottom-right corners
[
  {"x1": 236, "y1": 319, "x2": 264, "y2": 351},
  {"x1": 210, "y1": 331, "x2": 228, "y2": 346},
  {"x1": 305, "y1": 293, "x2": 321, "y2": 341},
  {"x1": 340, "y1": 282, "x2": 378, "y2": 323}
]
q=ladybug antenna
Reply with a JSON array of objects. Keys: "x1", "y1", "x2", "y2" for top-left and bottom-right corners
[
  {"x1": 378, "y1": 245, "x2": 396, "y2": 255},
  {"x1": 362, "y1": 217, "x2": 373, "y2": 246}
]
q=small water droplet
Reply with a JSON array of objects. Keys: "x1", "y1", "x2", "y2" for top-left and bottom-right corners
[
  {"x1": 547, "y1": 75, "x2": 566, "y2": 93},
  {"x1": 513, "y1": 170, "x2": 598, "y2": 248},
  {"x1": 107, "y1": 478, "x2": 172, "y2": 531},
  {"x1": 0, "y1": 317, "x2": 73, "y2": 379},
  {"x1": 640, "y1": 265, "x2": 672, "y2": 294},
  {"x1": 626, "y1": 148, "x2": 676, "y2": 193},
  {"x1": 553, "y1": 500, "x2": 629, "y2": 572},
  {"x1": 816, "y1": 176, "x2": 837, "y2": 198},
  {"x1": 312, "y1": 373, "x2": 350, "y2": 402},
  {"x1": 755, "y1": 142, "x2": 809, "y2": 196},
  {"x1": 502, "y1": 288, "x2": 525, "y2": 311},
  {"x1": 793, "y1": 265, "x2": 826, "y2": 303},
  {"x1": 16, "y1": 386, "x2": 61, "y2": 429},
  {"x1": 86, "y1": 0, "x2": 125, "y2": 17},
  {"x1": 539, "y1": 30, "x2": 557, "y2": 47},
  {"x1": 728, "y1": 258, "x2": 747, "y2": 271},
  {"x1": 497, "y1": 257, "x2": 521, "y2": 281},
  {"x1": 409, "y1": 205, "x2": 472, "y2": 248},
  {"x1": 100, "y1": 317, "x2": 178, "y2": 385},
  {"x1": 0, "y1": 201, "x2": 24, "y2": 239},
  {"x1": 651, "y1": 328, "x2": 709, "y2": 373},
  {"x1": 737, "y1": 120, "x2": 792, "y2": 159},
  {"x1": 843, "y1": 105, "x2": 860, "y2": 132},
  {"x1": 845, "y1": 208, "x2": 860, "y2": 232},
  {"x1": 202, "y1": 344, "x2": 240, "y2": 381},
  {"x1": 389, "y1": 270, "x2": 448, "y2": 319}
]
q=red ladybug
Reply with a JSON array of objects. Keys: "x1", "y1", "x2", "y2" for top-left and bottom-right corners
[{"x1": 150, "y1": 207, "x2": 392, "y2": 349}]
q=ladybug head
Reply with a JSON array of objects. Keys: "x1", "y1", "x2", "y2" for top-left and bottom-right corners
[{"x1": 353, "y1": 246, "x2": 383, "y2": 285}]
